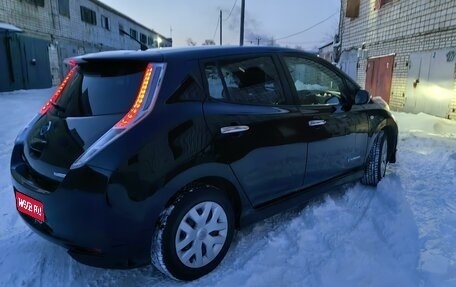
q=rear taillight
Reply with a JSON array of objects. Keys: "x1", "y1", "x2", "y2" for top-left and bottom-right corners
[
  {"x1": 39, "y1": 67, "x2": 78, "y2": 115},
  {"x1": 115, "y1": 63, "x2": 154, "y2": 128},
  {"x1": 70, "y1": 63, "x2": 166, "y2": 169}
]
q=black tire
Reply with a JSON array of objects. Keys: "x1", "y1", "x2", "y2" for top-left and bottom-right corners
[
  {"x1": 151, "y1": 185, "x2": 235, "y2": 281},
  {"x1": 361, "y1": 131, "x2": 388, "y2": 186}
]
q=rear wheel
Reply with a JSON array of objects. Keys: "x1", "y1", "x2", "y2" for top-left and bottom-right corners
[
  {"x1": 151, "y1": 185, "x2": 234, "y2": 281},
  {"x1": 361, "y1": 131, "x2": 388, "y2": 186}
]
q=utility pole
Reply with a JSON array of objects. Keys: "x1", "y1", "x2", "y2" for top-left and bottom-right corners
[
  {"x1": 220, "y1": 10, "x2": 222, "y2": 45},
  {"x1": 256, "y1": 37, "x2": 261, "y2": 46},
  {"x1": 240, "y1": 0, "x2": 245, "y2": 46}
]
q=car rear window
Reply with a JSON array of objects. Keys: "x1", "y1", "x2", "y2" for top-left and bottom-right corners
[{"x1": 52, "y1": 62, "x2": 147, "y2": 117}]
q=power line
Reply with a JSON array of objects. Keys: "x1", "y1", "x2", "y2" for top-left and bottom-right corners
[
  {"x1": 212, "y1": 15, "x2": 220, "y2": 41},
  {"x1": 276, "y1": 11, "x2": 338, "y2": 41},
  {"x1": 224, "y1": 0, "x2": 238, "y2": 21}
]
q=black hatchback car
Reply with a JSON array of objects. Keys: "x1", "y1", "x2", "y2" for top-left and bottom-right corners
[{"x1": 11, "y1": 46, "x2": 397, "y2": 280}]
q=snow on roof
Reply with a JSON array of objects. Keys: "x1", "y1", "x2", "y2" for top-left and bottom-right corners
[{"x1": 0, "y1": 22, "x2": 23, "y2": 32}]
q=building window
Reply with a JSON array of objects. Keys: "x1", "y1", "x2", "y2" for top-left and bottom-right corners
[
  {"x1": 58, "y1": 0, "x2": 70, "y2": 17},
  {"x1": 346, "y1": 0, "x2": 360, "y2": 18},
  {"x1": 147, "y1": 36, "x2": 153, "y2": 46},
  {"x1": 101, "y1": 15, "x2": 110, "y2": 30},
  {"x1": 23, "y1": 0, "x2": 44, "y2": 7},
  {"x1": 119, "y1": 24, "x2": 124, "y2": 35},
  {"x1": 130, "y1": 29, "x2": 138, "y2": 40},
  {"x1": 80, "y1": 6, "x2": 97, "y2": 25},
  {"x1": 140, "y1": 33, "x2": 147, "y2": 44},
  {"x1": 376, "y1": 0, "x2": 394, "y2": 9}
]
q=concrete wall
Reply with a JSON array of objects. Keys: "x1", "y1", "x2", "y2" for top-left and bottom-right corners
[{"x1": 339, "y1": 0, "x2": 456, "y2": 119}]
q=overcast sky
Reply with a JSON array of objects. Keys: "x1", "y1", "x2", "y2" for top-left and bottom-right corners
[{"x1": 99, "y1": 0, "x2": 341, "y2": 49}]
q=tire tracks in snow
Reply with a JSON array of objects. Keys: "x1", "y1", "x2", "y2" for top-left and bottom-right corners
[{"x1": 184, "y1": 177, "x2": 420, "y2": 287}]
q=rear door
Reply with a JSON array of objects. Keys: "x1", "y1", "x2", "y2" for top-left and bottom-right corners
[
  {"x1": 281, "y1": 55, "x2": 368, "y2": 187},
  {"x1": 202, "y1": 55, "x2": 308, "y2": 207}
]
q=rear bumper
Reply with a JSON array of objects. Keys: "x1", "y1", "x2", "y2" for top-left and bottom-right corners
[{"x1": 10, "y1": 145, "x2": 153, "y2": 268}]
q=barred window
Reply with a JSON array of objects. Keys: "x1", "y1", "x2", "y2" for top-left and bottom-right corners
[
  {"x1": 101, "y1": 15, "x2": 110, "y2": 30},
  {"x1": 80, "y1": 6, "x2": 97, "y2": 25},
  {"x1": 140, "y1": 33, "x2": 147, "y2": 44},
  {"x1": 130, "y1": 29, "x2": 138, "y2": 40}
]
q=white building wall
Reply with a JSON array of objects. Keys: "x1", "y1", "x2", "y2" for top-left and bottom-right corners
[
  {"x1": 0, "y1": 0, "x2": 171, "y2": 84},
  {"x1": 340, "y1": 0, "x2": 456, "y2": 119}
]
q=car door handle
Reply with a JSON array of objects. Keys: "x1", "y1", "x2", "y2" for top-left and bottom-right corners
[
  {"x1": 220, "y1": 125, "x2": 250, "y2": 134},
  {"x1": 308, "y1": 120, "x2": 326, "y2": 127}
]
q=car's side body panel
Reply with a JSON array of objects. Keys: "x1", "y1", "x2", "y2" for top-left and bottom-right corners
[{"x1": 202, "y1": 101, "x2": 308, "y2": 207}]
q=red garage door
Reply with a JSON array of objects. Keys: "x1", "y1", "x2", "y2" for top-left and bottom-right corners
[{"x1": 365, "y1": 55, "x2": 395, "y2": 103}]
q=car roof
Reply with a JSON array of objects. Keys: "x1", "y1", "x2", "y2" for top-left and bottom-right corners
[{"x1": 72, "y1": 46, "x2": 316, "y2": 63}]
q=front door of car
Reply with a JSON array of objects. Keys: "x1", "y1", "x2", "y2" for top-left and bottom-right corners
[
  {"x1": 202, "y1": 55, "x2": 308, "y2": 207},
  {"x1": 281, "y1": 55, "x2": 368, "y2": 187}
]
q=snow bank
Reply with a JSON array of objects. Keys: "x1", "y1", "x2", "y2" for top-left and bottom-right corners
[{"x1": 393, "y1": 111, "x2": 456, "y2": 137}]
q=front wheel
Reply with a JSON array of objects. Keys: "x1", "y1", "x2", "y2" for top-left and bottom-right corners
[
  {"x1": 361, "y1": 131, "x2": 388, "y2": 186},
  {"x1": 151, "y1": 185, "x2": 235, "y2": 281}
]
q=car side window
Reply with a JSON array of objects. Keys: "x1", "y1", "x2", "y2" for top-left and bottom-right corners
[
  {"x1": 283, "y1": 56, "x2": 345, "y2": 106},
  {"x1": 205, "y1": 57, "x2": 285, "y2": 106}
]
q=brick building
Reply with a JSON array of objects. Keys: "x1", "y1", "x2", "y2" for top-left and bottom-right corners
[
  {"x1": 337, "y1": 0, "x2": 456, "y2": 120},
  {"x1": 0, "y1": 0, "x2": 171, "y2": 92}
]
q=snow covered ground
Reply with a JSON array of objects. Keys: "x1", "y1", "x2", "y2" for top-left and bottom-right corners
[{"x1": 0, "y1": 88, "x2": 455, "y2": 287}]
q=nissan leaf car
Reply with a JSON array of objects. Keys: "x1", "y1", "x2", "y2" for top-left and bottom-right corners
[{"x1": 11, "y1": 46, "x2": 398, "y2": 280}]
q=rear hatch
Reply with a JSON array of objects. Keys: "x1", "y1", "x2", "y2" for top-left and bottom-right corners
[{"x1": 25, "y1": 61, "x2": 148, "y2": 180}]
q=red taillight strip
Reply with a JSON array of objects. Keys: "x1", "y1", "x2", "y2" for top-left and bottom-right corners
[
  {"x1": 39, "y1": 66, "x2": 78, "y2": 115},
  {"x1": 70, "y1": 62, "x2": 166, "y2": 170},
  {"x1": 115, "y1": 64, "x2": 154, "y2": 129}
]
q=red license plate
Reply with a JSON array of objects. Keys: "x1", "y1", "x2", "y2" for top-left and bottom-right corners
[{"x1": 15, "y1": 191, "x2": 44, "y2": 222}]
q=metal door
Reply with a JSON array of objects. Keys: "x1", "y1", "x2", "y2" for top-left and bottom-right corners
[
  {"x1": 405, "y1": 49, "x2": 455, "y2": 118},
  {"x1": 404, "y1": 52, "x2": 431, "y2": 114},
  {"x1": 20, "y1": 35, "x2": 52, "y2": 89},
  {"x1": 365, "y1": 55, "x2": 395, "y2": 103},
  {"x1": 0, "y1": 33, "x2": 51, "y2": 91},
  {"x1": 339, "y1": 50, "x2": 358, "y2": 81}
]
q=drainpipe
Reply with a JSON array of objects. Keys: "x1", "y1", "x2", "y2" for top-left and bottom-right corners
[{"x1": 334, "y1": 0, "x2": 344, "y2": 64}]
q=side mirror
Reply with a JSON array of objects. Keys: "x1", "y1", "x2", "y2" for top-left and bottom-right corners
[
  {"x1": 325, "y1": 96, "x2": 341, "y2": 105},
  {"x1": 354, "y1": 90, "x2": 370, "y2": 105}
]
